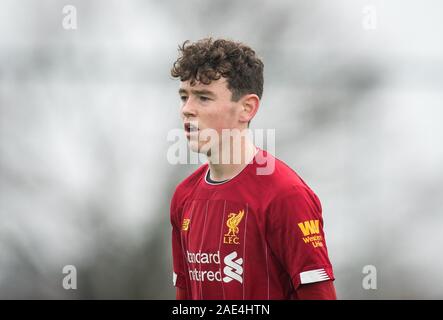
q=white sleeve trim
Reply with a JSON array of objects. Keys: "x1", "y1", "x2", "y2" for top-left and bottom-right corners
[
  {"x1": 300, "y1": 268, "x2": 330, "y2": 284},
  {"x1": 173, "y1": 272, "x2": 177, "y2": 286}
]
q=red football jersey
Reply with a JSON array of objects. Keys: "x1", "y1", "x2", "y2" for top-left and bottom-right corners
[{"x1": 170, "y1": 148, "x2": 334, "y2": 299}]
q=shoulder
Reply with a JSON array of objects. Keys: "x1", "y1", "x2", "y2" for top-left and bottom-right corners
[
  {"x1": 255, "y1": 150, "x2": 318, "y2": 205},
  {"x1": 259, "y1": 155, "x2": 323, "y2": 224}
]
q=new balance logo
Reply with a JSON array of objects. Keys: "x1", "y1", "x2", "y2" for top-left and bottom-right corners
[
  {"x1": 223, "y1": 251, "x2": 243, "y2": 284},
  {"x1": 182, "y1": 218, "x2": 190, "y2": 231},
  {"x1": 298, "y1": 219, "x2": 320, "y2": 236}
]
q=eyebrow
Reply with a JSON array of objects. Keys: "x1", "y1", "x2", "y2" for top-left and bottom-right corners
[{"x1": 178, "y1": 88, "x2": 217, "y2": 98}]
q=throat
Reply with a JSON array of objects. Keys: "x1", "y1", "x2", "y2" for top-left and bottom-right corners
[{"x1": 206, "y1": 138, "x2": 258, "y2": 183}]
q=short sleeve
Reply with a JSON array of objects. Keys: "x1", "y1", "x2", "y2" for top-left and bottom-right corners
[
  {"x1": 170, "y1": 191, "x2": 187, "y2": 289},
  {"x1": 266, "y1": 186, "x2": 334, "y2": 289}
]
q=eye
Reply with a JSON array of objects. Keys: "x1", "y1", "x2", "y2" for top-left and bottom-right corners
[
  {"x1": 180, "y1": 95, "x2": 188, "y2": 102},
  {"x1": 199, "y1": 96, "x2": 210, "y2": 102}
]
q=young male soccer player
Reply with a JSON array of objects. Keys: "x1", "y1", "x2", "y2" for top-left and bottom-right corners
[{"x1": 170, "y1": 38, "x2": 336, "y2": 300}]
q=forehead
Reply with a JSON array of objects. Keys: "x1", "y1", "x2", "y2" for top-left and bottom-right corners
[{"x1": 179, "y1": 78, "x2": 229, "y2": 92}]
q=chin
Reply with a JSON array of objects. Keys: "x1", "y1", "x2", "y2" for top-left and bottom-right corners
[
  {"x1": 187, "y1": 140, "x2": 200, "y2": 153},
  {"x1": 188, "y1": 139, "x2": 214, "y2": 156}
]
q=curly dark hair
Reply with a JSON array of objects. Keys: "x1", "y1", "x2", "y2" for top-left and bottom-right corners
[{"x1": 171, "y1": 38, "x2": 264, "y2": 101}]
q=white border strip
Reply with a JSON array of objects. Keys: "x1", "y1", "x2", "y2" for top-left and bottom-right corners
[{"x1": 300, "y1": 268, "x2": 330, "y2": 284}]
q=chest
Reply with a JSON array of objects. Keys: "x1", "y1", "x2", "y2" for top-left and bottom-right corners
[{"x1": 180, "y1": 199, "x2": 260, "y2": 254}]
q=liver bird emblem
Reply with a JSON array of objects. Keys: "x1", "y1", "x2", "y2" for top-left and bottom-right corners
[{"x1": 225, "y1": 210, "x2": 245, "y2": 236}]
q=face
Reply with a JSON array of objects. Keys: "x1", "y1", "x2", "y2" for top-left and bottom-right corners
[{"x1": 179, "y1": 78, "x2": 246, "y2": 154}]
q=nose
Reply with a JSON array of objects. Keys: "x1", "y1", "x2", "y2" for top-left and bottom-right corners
[{"x1": 181, "y1": 97, "x2": 197, "y2": 119}]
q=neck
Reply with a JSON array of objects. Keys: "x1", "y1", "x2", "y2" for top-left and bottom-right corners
[{"x1": 207, "y1": 136, "x2": 257, "y2": 182}]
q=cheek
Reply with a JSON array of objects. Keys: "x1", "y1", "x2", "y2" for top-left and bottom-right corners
[
  {"x1": 226, "y1": 104, "x2": 241, "y2": 125},
  {"x1": 202, "y1": 102, "x2": 237, "y2": 128},
  {"x1": 204, "y1": 105, "x2": 225, "y2": 123}
]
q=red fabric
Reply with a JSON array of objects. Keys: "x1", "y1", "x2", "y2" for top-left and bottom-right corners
[
  {"x1": 171, "y1": 148, "x2": 335, "y2": 299},
  {"x1": 294, "y1": 280, "x2": 337, "y2": 300},
  {"x1": 176, "y1": 287, "x2": 188, "y2": 300}
]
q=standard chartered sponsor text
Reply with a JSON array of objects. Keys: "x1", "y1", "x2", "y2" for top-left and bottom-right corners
[{"x1": 186, "y1": 250, "x2": 243, "y2": 283}]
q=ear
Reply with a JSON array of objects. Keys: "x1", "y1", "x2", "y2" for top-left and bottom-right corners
[{"x1": 239, "y1": 94, "x2": 260, "y2": 124}]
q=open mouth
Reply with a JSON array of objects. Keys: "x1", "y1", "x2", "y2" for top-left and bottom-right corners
[{"x1": 184, "y1": 123, "x2": 199, "y2": 134}]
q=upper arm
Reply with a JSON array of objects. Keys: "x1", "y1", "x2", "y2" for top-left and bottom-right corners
[{"x1": 266, "y1": 186, "x2": 335, "y2": 290}]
